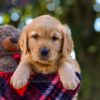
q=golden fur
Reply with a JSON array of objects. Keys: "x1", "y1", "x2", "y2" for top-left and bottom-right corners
[{"x1": 10, "y1": 15, "x2": 81, "y2": 91}]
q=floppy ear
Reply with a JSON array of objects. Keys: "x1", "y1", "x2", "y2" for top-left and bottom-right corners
[
  {"x1": 19, "y1": 26, "x2": 29, "y2": 55},
  {"x1": 62, "y1": 25, "x2": 73, "y2": 56}
]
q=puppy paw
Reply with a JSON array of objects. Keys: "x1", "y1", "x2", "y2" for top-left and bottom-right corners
[
  {"x1": 62, "y1": 75, "x2": 79, "y2": 90},
  {"x1": 61, "y1": 73, "x2": 80, "y2": 90},
  {"x1": 10, "y1": 74, "x2": 28, "y2": 89}
]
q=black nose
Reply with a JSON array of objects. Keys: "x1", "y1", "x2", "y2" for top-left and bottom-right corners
[
  {"x1": 10, "y1": 37, "x2": 18, "y2": 44},
  {"x1": 40, "y1": 47, "x2": 50, "y2": 57}
]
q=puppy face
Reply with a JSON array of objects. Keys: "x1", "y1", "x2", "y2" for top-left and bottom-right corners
[
  {"x1": 28, "y1": 27, "x2": 62, "y2": 64},
  {"x1": 20, "y1": 15, "x2": 73, "y2": 65}
]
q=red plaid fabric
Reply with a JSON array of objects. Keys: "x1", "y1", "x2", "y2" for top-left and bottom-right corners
[
  {"x1": 0, "y1": 72, "x2": 81, "y2": 100},
  {"x1": 0, "y1": 54, "x2": 81, "y2": 100}
]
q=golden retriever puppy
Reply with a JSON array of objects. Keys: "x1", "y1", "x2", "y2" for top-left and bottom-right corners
[{"x1": 10, "y1": 15, "x2": 81, "y2": 90}]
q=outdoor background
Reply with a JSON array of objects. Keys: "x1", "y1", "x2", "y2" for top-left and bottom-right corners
[{"x1": 0, "y1": 0, "x2": 100, "y2": 100}]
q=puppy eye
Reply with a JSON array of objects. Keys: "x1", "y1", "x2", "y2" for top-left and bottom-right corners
[
  {"x1": 51, "y1": 36, "x2": 58, "y2": 41},
  {"x1": 32, "y1": 34, "x2": 38, "y2": 39}
]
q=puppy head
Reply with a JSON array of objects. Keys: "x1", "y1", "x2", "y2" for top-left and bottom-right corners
[{"x1": 19, "y1": 15, "x2": 73, "y2": 65}]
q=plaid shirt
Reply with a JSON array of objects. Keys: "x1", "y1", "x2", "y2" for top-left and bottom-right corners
[
  {"x1": 0, "y1": 71, "x2": 81, "y2": 100},
  {"x1": 0, "y1": 54, "x2": 81, "y2": 100}
]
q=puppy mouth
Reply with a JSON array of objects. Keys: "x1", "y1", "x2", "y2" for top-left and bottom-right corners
[
  {"x1": 40, "y1": 57, "x2": 50, "y2": 62},
  {"x1": 36, "y1": 56, "x2": 51, "y2": 64}
]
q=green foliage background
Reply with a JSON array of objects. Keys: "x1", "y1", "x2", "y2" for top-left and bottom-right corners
[{"x1": 0, "y1": 0, "x2": 100, "y2": 100}]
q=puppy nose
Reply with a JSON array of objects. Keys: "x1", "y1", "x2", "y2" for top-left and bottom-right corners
[{"x1": 40, "y1": 47, "x2": 50, "y2": 57}]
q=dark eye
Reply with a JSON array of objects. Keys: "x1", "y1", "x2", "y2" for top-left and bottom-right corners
[
  {"x1": 32, "y1": 34, "x2": 38, "y2": 39},
  {"x1": 52, "y1": 36, "x2": 58, "y2": 41}
]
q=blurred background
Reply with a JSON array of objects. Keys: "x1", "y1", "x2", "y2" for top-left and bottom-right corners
[{"x1": 0, "y1": 0, "x2": 100, "y2": 100}]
